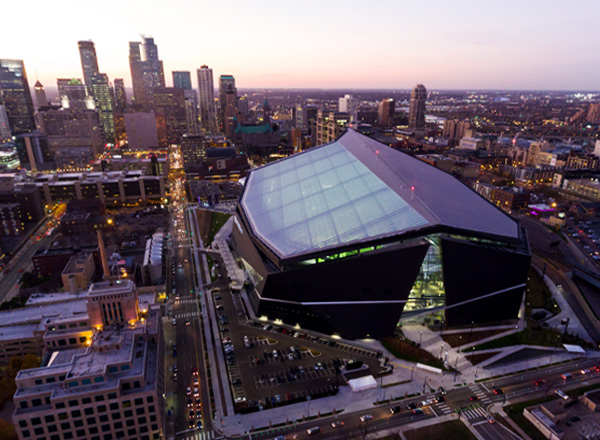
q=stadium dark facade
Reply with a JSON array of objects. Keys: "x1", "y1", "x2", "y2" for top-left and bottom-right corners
[{"x1": 232, "y1": 130, "x2": 530, "y2": 339}]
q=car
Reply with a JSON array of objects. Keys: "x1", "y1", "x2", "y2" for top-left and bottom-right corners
[
  {"x1": 493, "y1": 388, "x2": 503, "y2": 395},
  {"x1": 438, "y1": 387, "x2": 447, "y2": 395},
  {"x1": 196, "y1": 420, "x2": 202, "y2": 429},
  {"x1": 413, "y1": 408, "x2": 424, "y2": 415},
  {"x1": 561, "y1": 373, "x2": 573, "y2": 381},
  {"x1": 331, "y1": 421, "x2": 344, "y2": 428},
  {"x1": 389, "y1": 406, "x2": 402, "y2": 414},
  {"x1": 470, "y1": 396, "x2": 478, "y2": 401},
  {"x1": 186, "y1": 387, "x2": 192, "y2": 396},
  {"x1": 187, "y1": 398, "x2": 192, "y2": 407},
  {"x1": 194, "y1": 387, "x2": 199, "y2": 396},
  {"x1": 185, "y1": 320, "x2": 191, "y2": 326},
  {"x1": 192, "y1": 367, "x2": 198, "y2": 375},
  {"x1": 434, "y1": 396, "x2": 445, "y2": 403},
  {"x1": 172, "y1": 373, "x2": 178, "y2": 381},
  {"x1": 581, "y1": 369, "x2": 591, "y2": 375},
  {"x1": 359, "y1": 414, "x2": 373, "y2": 423},
  {"x1": 196, "y1": 409, "x2": 201, "y2": 417},
  {"x1": 189, "y1": 420, "x2": 195, "y2": 429},
  {"x1": 306, "y1": 427, "x2": 321, "y2": 436},
  {"x1": 188, "y1": 410, "x2": 194, "y2": 419},
  {"x1": 534, "y1": 379, "x2": 545, "y2": 386},
  {"x1": 570, "y1": 416, "x2": 581, "y2": 423},
  {"x1": 193, "y1": 377, "x2": 199, "y2": 385},
  {"x1": 222, "y1": 337, "x2": 232, "y2": 343},
  {"x1": 18, "y1": 269, "x2": 23, "y2": 273},
  {"x1": 172, "y1": 318, "x2": 177, "y2": 326},
  {"x1": 407, "y1": 402, "x2": 418, "y2": 410},
  {"x1": 232, "y1": 379, "x2": 241, "y2": 385},
  {"x1": 274, "y1": 437, "x2": 286, "y2": 440},
  {"x1": 421, "y1": 398, "x2": 434, "y2": 406},
  {"x1": 487, "y1": 414, "x2": 495, "y2": 424}
]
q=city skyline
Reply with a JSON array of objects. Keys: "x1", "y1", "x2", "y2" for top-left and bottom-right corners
[{"x1": 3, "y1": 0, "x2": 600, "y2": 91}]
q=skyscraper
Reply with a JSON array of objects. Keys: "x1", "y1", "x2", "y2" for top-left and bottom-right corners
[
  {"x1": 153, "y1": 87, "x2": 187, "y2": 146},
  {"x1": 91, "y1": 74, "x2": 115, "y2": 143},
  {"x1": 129, "y1": 36, "x2": 165, "y2": 109},
  {"x1": 78, "y1": 40, "x2": 100, "y2": 97},
  {"x1": 408, "y1": 84, "x2": 427, "y2": 129},
  {"x1": 34, "y1": 80, "x2": 47, "y2": 109},
  {"x1": 197, "y1": 66, "x2": 216, "y2": 132},
  {"x1": 377, "y1": 98, "x2": 395, "y2": 128},
  {"x1": 218, "y1": 75, "x2": 236, "y2": 133},
  {"x1": 0, "y1": 59, "x2": 35, "y2": 135},
  {"x1": 172, "y1": 71, "x2": 192, "y2": 90},
  {"x1": 114, "y1": 78, "x2": 127, "y2": 111}
]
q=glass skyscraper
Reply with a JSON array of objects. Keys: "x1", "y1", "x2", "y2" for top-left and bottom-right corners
[
  {"x1": 172, "y1": 71, "x2": 192, "y2": 90},
  {"x1": 91, "y1": 74, "x2": 115, "y2": 143},
  {"x1": 78, "y1": 40, "x2": 100, "y2": 97},
  {"x1": 197, "y1": 66, "x2": 216, "y2": 132},
  {"x1": 0, "y1": 59, "x2": 35, "y2": 135}
]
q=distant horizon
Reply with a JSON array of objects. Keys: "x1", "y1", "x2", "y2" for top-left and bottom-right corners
[{"x1": 6, "y1": 1, "x2": 599, "y2": 91}]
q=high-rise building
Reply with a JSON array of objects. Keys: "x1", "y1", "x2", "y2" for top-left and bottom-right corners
[
  {"x1": 91, "y1": 74, "x2": 115, "y2": 143},
  {"x1": 12, "y1": 279, "x2": 166, "y2": 440},
  {"x1": 197, "y1": 66, "x2": 216, "y2": 132},
  {"x1": 588, "y1": 103, "x2": 600, "y2": 124},
  {"x1": 34, "y1": 81, "x2": 47, "y2": 109},
  {"x1": 0, "y1": 59, "x2": 35, "y2": 135},
  {"x1": 338, "y1": 94, "x2": 358, "y2": 123},
  {"x1": 223, "y1": 85, "x2": 238, "y2": 139},
  {"x1": 78, "y1": 40, "x2": 100, "y2": 97},
  {"x1": 184, "y1": 90, "x2": 199, "y2": 135},
  {"x1": 218, "y1": 75, "x2": 236, "y2": 133},
  {"x1": 114, "y1": 78, "x2": 127, "y2": 111},
  {"x1": 315, "y1": 110, "x2": 349, "y2": 146},
  {"x1": 0, "y1": 106, "x2": 11, "y2": 142},
  {"x1": 129, "y1": 36, "x2": 165, "y2": 110},
  {"x1": 124, "y1": 113, "x2": 159, "y2": 149},
  {"x1": 57, "y1": 78, "x2": 94, "y2": 110},
  {"x1": 443, "y1": 119, "x2": 471, "y2": 141},
  {"x1": 153, "y1": 87, "x2": 187, "y2": 146},
  {"x1": 377, "y1": 98, "x2": 395, "y2": 128},
  {"x1": 408, "y1": 84, "x2": 427, "y2": 129},
  {"x1": 172, "y1": 71, "x2": 192, "y2": 90}
]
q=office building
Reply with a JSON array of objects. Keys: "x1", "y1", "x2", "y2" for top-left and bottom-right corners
[
  {"x1": 197, "y1": 66, "x2": 216, "y2": 132},
  {"x1": 128, "y1": 37, "x2": 165, "y2": 110},
  {"x1": 34, "y1": 81, "x2": 48, "y2": 110},
  {"x1": 315, "y1": 110, "x2": 349, "y2": 146},
  {"x1": 232, "y1": 129, "x2": 530, "y2": 339},
  {"x1": 587, "y1": 103, "x2": 600, "y2": 124},
  {"x1": 0, "y1": 59, "x2": 36, "y2": 134},
  {"x1": 338, "y1": 94, "x2": 358, "y2": 123},
  {"x1": 113, "y1": 79, "x2": 127, "y2": 112},
  {"x1": 14, "y1": 132, "x2": 53, "y2": 171},
  {"x1": 0, "y1": 106, "x2": 12, "y2": 142},
  {"x1": 443, "y1": 119, "x2": 471, "y2": 141},
  {"x1": 12, "y1": 279, "x2": 165, "y2": 440},
  {"x1": 218, "y1": 75, "x2": 236, "y2": 133},
  {"x1": 90, "y1": 74, "x2": 115, "y2": 143},
  {"x1": 35, "y1": 107, "x2": 104, "y2": 157},
  {"x1": 124, "y1": 113, "x2": 159, "y2": 149},
  {"x1": 78, "y1": 40, "x2": 100, "y2": 97},
  {"x1": 172, "y1": 71, "x2": 192, "y2": 90},
  {"x1": 408, "y1": 84, "x2": 427, "y2": 129},
  {"x1": 223, "y1": 85, "x2": 238, "y2": 139},
  {"x1": 57, "y1": 78, "x2": 95, "y2": 111},
  {"x1": 153, "y1": 87, "x2": 187, "y2": 146},
  {"x1": 184, "y1": 90, "x2": 199, "y2": 135},
  {"x1": 377, "y1": 99, "x2": 395, "y2": 128}
]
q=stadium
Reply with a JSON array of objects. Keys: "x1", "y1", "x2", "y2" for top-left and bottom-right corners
[{"x1": 232, "y1": 129, "x2": 530, "y2": 339}]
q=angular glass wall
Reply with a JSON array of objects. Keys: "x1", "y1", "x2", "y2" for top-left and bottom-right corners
[{"x1": 399, "y1": 234, "x2": 446, "y2": 325}]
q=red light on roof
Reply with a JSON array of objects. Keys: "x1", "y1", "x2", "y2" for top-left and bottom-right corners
[
  {"x1": 411, "y1": 186, "x2": 415, "y2": 191},
  {"x1": 375, "y1": 150, "x2": 379, "y2": 154}
]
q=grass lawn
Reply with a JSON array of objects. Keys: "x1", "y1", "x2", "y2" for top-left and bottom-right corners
[
  {"x1": 441, "y1": 329, "x2": 508, "y2": 347},
  {"x1": 382, "y1": 336, "x2": 446, "y2": 370},
  {"x1": 207, "y1": 212, "x2": 231, "y2": 245},
  {"x1": 405, "y1": 420, "x2": 476, "y2": 440},
  {"x1": 472, "y1": 325, "x2": 588, "y2": 351},
  {"x1": 465, "y1": 351, "x2": 501, "y2": 365},
  {"x1": 526, "y1": 267, "x2": 560, "y2": 316}
]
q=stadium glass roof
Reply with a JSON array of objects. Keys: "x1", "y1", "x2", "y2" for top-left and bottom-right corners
[{"x1": 241, "y1": 129, "x2": 520, "y2": 260}]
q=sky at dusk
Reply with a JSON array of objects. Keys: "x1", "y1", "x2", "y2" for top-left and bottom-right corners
[{"x1": 4, "y1": 0, "x2": 600, "y2": 91}]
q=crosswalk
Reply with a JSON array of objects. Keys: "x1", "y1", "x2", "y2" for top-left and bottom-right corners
[
  {"x1": 468, "y1": 384, "x2": 492, "y2": 404},
  {"x1": 174, "y1": 298, "x2": 198, "y2": 305},
  {"x1": 179, "y1": 430, "x2": 215, "y2": 440},
  {"x1": 461, "y1": 405, "x2": 488, "y2": 421},
  {"x1": 174, "y1": 311, "x2": 200, "y2": 319},
  {"x1": 437, "y1": 402, "x2": 452, "y2": 415}
]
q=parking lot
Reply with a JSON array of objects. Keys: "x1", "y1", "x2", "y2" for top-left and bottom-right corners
[{"x1": 206, "y1": 272, "x2": 388, "y2": 413}]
